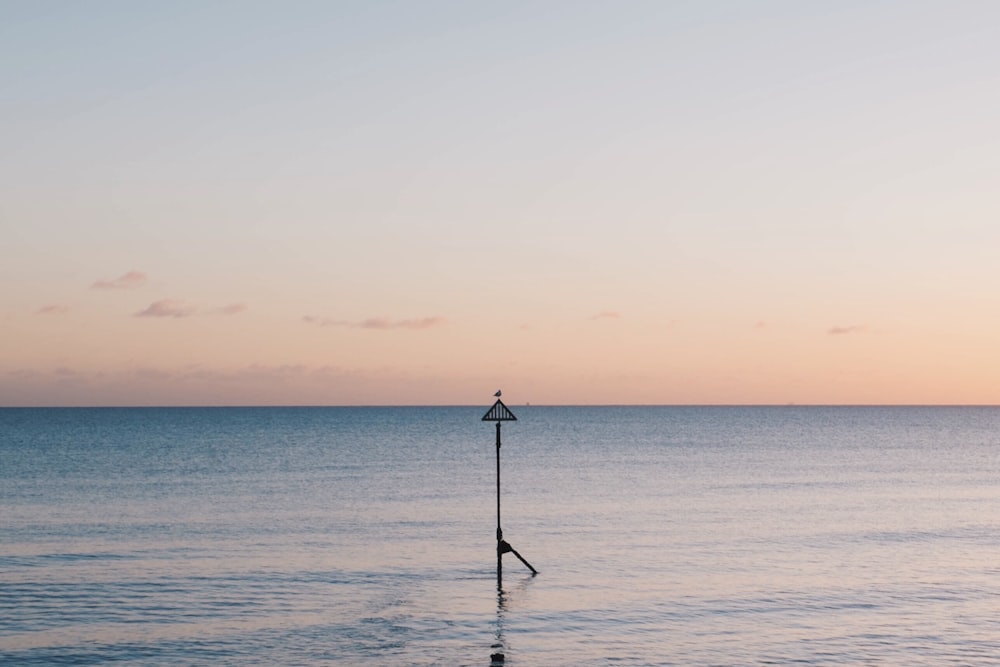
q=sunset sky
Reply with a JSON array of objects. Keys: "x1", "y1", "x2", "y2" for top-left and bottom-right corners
[{"x1": 3, "y1": 1, "x2": 1000, "y2": 406}]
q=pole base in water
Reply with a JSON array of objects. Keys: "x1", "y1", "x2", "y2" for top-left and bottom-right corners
[{"x1": 497, "y1": 539, "x2": 538, "y2": 575}]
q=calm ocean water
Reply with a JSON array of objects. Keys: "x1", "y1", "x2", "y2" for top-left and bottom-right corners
[{"x1": 2, "y1": 406, "x2": 1000, "y2": 665}]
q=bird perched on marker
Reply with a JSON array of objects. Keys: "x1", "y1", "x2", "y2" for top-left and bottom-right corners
[{"x1": 494, "y1": 390, "x2": 502, "y2": 397}]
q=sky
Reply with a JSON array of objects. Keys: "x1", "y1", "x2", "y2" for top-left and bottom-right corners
[{"x1": 3, "y1": 0, "x2": 1000, "y2": 406}]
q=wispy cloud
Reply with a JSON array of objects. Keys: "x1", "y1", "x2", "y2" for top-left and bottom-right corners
[
  {"x1": 303, "y1": 315, "x2": 446, "y2": 330},
  {"x1": 92, "y1": 270, "x2": 147, "y2": 289},
  {"x1": 590, "y1": 311, "x2": 621, "y2": 320},
  {"x1": 135, "y1": 299, "x2": 196, "y2": 318},
  {"x1": 828, "y1": 324, "x2": 867, "y2": 335},
  {"x1": 212, "y1": 303, "x2": 248, "y2": 316},
  {"x1": 302, "y1": 316, "x2": 349, "y2": 327},
  {"x1": 36, "y1": 305, "x2": 69, "y2": 315},
  {"x1": 360, "y1": 316, "x2": 445, "y2": 330}
]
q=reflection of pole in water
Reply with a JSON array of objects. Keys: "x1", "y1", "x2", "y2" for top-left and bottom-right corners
[
  {"x1": 490, "y1": 573, "x2": 533, "y2": 665},
  {"x1": 490, "y1": 586, "x2": 506, "y2": 665}
]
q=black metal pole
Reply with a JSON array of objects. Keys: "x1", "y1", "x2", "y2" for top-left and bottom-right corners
[
  {"x1": 484, "y1": 398, "x2": 535, "y2": 582},
  {"x1": 496, "y1": 421, "x2": 502, "y2": 579}
]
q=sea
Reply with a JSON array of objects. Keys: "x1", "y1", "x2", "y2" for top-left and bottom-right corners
[{"x1": 2, "y1": 406, "x2": 1000, "y2": 666}]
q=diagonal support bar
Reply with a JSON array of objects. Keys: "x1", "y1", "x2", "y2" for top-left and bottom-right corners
[{"x1": 499, "y1": 540, "x2": 537, "y2": 574}]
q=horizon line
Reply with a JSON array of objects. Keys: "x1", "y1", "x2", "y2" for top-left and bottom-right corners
[{"x1": 3, "y1": 403, "x2": 999, "y2": 409}]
